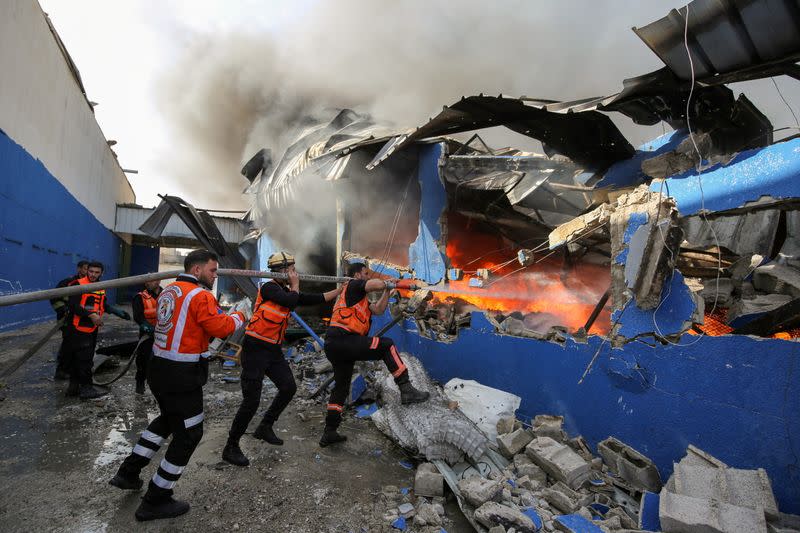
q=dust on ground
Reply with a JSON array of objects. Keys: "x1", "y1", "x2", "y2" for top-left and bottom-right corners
[{"x1": 0, "y1": 314, "x2": 471, "y2": 532}]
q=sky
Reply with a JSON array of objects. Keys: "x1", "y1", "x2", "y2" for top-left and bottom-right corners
[{"x1": 39, "y1": 0, "x2": 800, "y2": 211}]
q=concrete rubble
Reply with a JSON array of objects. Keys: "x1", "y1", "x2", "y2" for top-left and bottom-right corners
[
  {"x1": 598, "y1": 437, "x2": 662, "y2": 493},
  {"x1": 525, "y1": 437, "x2": 590, "y2": 489},
  {"x1": 415, "y1": 462, "x2": 444, "y2": 497}
]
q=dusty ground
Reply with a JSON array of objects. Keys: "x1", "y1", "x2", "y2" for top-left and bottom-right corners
[{"x1": 0, "y1": 314, "x2": 471, "y2": 532}]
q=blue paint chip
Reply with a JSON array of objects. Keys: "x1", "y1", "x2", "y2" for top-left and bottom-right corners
[
  {"x1": 391, "y1": 516, "x2": 406, "y2": 530},
  {"x1": 522, "y1": 507, "x2": 543, "y2": 530},
  {"x1": 222, "y1": 360, "x2": 236, "y2": 368},
  {"x1": 400, "y1": 487, "x2": 410, "y2": 495},
  {"x1": 355, "y1": 403, "x2": 379, "y2": 418},
  {"x1": 554, "y1": 514, "x2": 605, "y2": 532},
  {"x1": 398, "y1": 460, "x2": 414, "y2": 470},
  {"x1": 639, "y1": 491, "x2": 661, "y2": 531},
  {"x1": 507, "y1": 479, "x2": 517, "y2": 488},
  {"x1": 588, "y1": 502, "x2": 609, "y2": 516},
  {"x1": 350, "y1": 374, "x2": 367, "y2": 402}
]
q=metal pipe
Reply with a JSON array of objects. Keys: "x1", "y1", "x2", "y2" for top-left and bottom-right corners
[
  {"x1": 583, "y1": 288, "x2": 611, "y2": 333},
  {"x1": 290, "y1": 311, "x2": 324, "y2": 349},
  {"x1": 0, "y1": 269, "x2": 352, "y2": 308}
]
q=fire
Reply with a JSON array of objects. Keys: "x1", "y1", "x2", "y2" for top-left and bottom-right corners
[{"x1": 436, "y1": 213, "x2": 611, "y2": 334}]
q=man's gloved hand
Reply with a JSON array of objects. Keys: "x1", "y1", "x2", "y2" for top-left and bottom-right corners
[
  {"x1": 395, "y1": 279, "x2": 419, "y2": 291},
  {"x1": 107, "y1": 305, "x2": 131, "y2": 320},
  {"x1": 140, "y1": 323, "x2": 155, "y2": 335}
]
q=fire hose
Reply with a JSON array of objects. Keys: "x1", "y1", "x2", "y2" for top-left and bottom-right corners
[{"x1": 92, "y1": 334, "x2": 151, "y2": 387}]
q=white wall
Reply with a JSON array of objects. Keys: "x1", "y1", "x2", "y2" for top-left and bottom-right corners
[{"x1": 0, "y1": 0, "x2": 135, "y2": 229}]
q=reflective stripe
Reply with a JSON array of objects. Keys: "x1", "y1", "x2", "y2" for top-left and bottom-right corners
[
  {"x1": 231, "y1": 313, "x2": 244, "y2": 329},
  {"x1": 244, "y1": 330, "x2": 280, "y2": 344},
  {"x1": 184, "y1": 412, "x2": 204, "y2": 428},
  {"x1": 169, "y1": 287, "x2": 204, "y2": 353},
  {"x1": 152, "y1": 346, "x2": 202, "y2": 363},
  {"x1": 370, "y1": 337, "x2": 379, "y2": 350},
  {"x1": 390, "y1": 346, "x2": 407, "y2": 378},
  {"x1": 159, "y1": 459, "x2": 185, "y2": 475},
  {"x1": 152, "y1": 472, "x2": 176, "y2": 489},
  {"x1": 260, "y1": 307, "x2": 289, "y2": 319},
  {"x1": 141, "y1": 430, "x2": 166, "y2": 446},
  {"x1": 133, "y1": 444, "x2": 155, "y2": 459},
  {"x1": 326, "y1": 404, "x2": 343, "y2": 412}
]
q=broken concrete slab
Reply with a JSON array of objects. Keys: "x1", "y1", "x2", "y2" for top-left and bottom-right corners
[
  {"x1": 496, "y1": 415, "x2": 518, "y2": 435},
  {"x1": 474, "y1": 501, "x2": 538, "y2": 533},
  {"x1": 498, "y1": 428, "x2": 534, "y2": 458},
  {"x1": 456, "y1": 475, "x2": 504, "y2": 507},
  {"x1": 525, "y1": 437, "x2": 590, "y2": 489},
  {"x1": 541, "y1": 482, "x2": 591, "y2": 514},
  {"x1": 514, "y1": 454, "x2": 548, "y2": 483},
  {"x1": 598, "y1": 437, "x2": 661, "y2": 493},
  {"x1": 659, "y1": 489, "x2": 768, "y2": 533},
  {"x1": 532, "y1": 415, "x2": 566, "y2": 441},
  {"x1": 727, "y1": 294, "x2": 793, "y2": 325},
  {"x1": 412, "y1": 502, "x2": 442, "y2": 527},
  {"x1": 414, "y1": 463, "x2": 444, "y2": 498},
  {"x1": 673, "y1": 463, "x2": 779, "y2": 519},
  {"x1": 753, "y1": 263, "x2": 800, "y2": 299}
]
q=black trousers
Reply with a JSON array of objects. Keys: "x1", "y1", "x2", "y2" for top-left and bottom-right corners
[
  {"x1": 62, "y1": 330, "x2": 97, "y2": 386},
  {"x1": 117, "y1": 387, "x2": 204, "y2": 503},
  {"x1": 135, "y1": 336, "x2": 154, "y2": 384},
  {"x1": 54, "y1": 323, "x2": 69, "y2": 375},
  {"x1": 323, "y1": 334, "x2": 408, "y2": 428},
  {"x1": 228, "y1": 336, "x2": 297, "y2": 441}
]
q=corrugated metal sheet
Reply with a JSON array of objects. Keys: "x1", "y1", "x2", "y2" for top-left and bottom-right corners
[
  {"x1": 114, "y1": 205, "x2": 247, "y2": 244},
  {"x1": 633, "y1": 0, "x2": 800, "y2": 81}
]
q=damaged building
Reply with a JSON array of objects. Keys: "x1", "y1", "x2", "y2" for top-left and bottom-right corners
[{"x1": 239, "y1": 0, "x2": 800, "y2": 517}]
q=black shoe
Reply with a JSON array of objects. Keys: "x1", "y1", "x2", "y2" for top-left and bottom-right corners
[
  {"x1": 109, "y1": 473, "x2": 143, "y2": 490},
  {"x1": 398, "y1": 381, "x2": 430, "y2": 405},
  {"x1": 54, "y1": 369, "x2": 69, "y2": 381},
  {"x1": 135, "y1": 497, "x2": 190, "y2": 522},
  {"x1": 65, "y1": 381, "x2": 79, "y2": 397},
  {"x1": 253, "y1": 423, "x2": 283, "y2": 445},
  {"x1": 222, "y1": 441, "x2": 249, "y2": 467},
  {"x1": 135, "y1": 381, "x2": 146, "y2": 395},
  {"x1": 319, "y1": 427, "x2": 347, "y2": 448},
  {"x1": 79, "y1": 385, "x2": 108, "y2": 400}
]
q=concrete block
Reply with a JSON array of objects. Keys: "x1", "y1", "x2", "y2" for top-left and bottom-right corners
[
  {"x1": 514, "y1": 453, "x2": 548, "y2": 483},
  {"x1": 456, "y1": 476, "x2": 504, "y2": 507},
  {"x1": 597, "y1": 436, "x2": 661, "y2": 492},
  {"x1": 412, "y1": 502, "x2": 442, "y2": 527},
  {"x1": 553, "y1": 514, "x2": 605, "y2": 533},
  {"x1": 532, "y1": 414, "x2": 566, "y2": 441},
  {"x1": 659, "y1": 489, "x2": 768, "y2": 533},
  {"x1": 498, "y1": 428, "x2": 534, "y2": 458},
  {"x1": 525, "y1": 437, "x2": 589, "y2": 489},
  {"x1": 541, "y1": 482, "x2": 589, "y2": 514},
  {"x1": 474, "y1": 502, "x2": 538, "y2": 533},
  {"x1": 673, "y1": 463, "x2": 779, "y2": 519},
  {"x1": 497, "y1": 415, "x2": 517, "y2": 435},
  {"x1": 414, "y1": 463, "x2": 444, "y2": 497}
]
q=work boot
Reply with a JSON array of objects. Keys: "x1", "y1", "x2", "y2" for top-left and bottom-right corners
[
  {"x1": 135, "y1": 497, "x2": 190, "y2": 522},
  {"x1": 79, "y1": 385, "x2": 108, "y2": 400},
  {"x1": 135, "y1": 381, "x2": 146, "y2": 395},
  {"x1": 65, "y1": 381, "x2": 79, "y2": 397},
  {"x1": 253, "y1": 422, "x2": 283, "y2": 445},
  {"x1": 398, "y1": 381, "x2": 430, "y2": 405},
  {"x1": 54, "y1": 368, "x2": 69, "y2": 381},
  {"x1": 319, "y1": 427, "x2": 347, "y2": 448},
  {"x1": 222, "y1": 440, "x2": 249, "y2": 467},
  {"x1": 109, "y1": 473, "x2": 143, "y2": 490}
]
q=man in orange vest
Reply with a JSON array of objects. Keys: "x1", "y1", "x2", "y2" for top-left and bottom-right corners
[
  {"x1": 222, "y1": 252, "x2": 342, "y2": 467},
  {"x1": 319, "y1": 262, "x2": 429, "y2": 447},
  {"x1": 50, "y1": 260, "x2": 89, "y2": 381},
  {"x1": 132, "y1": 279, "x2": 162, "y2": 394},
  {"x1": 62, "y1": 261, "x2": 130, "y2": 399},
  {"x1": 109, "y1": 249, "x2": 245, "y2": 522}
]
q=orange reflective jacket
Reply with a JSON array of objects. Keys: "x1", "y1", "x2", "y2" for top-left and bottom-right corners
[
  {"x1": 329, "y1": 281, "x2": 371, "y2": 336},
  {"x1": 152, "y1": 279, "x2": 244, "y2": 363},
  {"x1": 71, "y1": 276, "x2": 105, "y2": 333},
  {"x1": 139, "y1": 290, "x2": 158, "y2": 325},
  {"x1": 245, "y1": 281, "x2": 291, "y2": 344}
]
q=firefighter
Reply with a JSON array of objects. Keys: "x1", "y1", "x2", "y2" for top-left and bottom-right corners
[
  {"x1": 131, "y1": 279, "x2": 162, "y2": 394},
  {"x1": 222, "y1": 252, "x2": 342, "y2": 467},
  {"x1": 50, "y1": 260, "x2": 89, "y2": 380},
  {"x1": 62, "y1": 261, "x2": 130, "y2": 399},
  {"x1": 109, "y1": 249, "x2": 246, "y2": 522},
  {"x1": 319, "y1": 262, "x2": 429, "y2": 447}
]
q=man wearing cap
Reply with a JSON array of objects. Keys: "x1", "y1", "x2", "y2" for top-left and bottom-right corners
[{"x1": 222, "y1": 251, "x2": 342, "y2": 467}]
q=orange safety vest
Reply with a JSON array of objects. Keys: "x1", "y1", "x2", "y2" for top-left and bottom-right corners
[
  {"x1": 329, "y1": 281, "x2": 372, "y2": 336},
  {"x1": 139, "y1": 290, "x2": 158, "y2": 325},
  {"x1": 71, "y1": 276, "x2": 105, "y2": 333},
  {"x1": 245, "y1": 281, "x2": 291, "y2": 344}
]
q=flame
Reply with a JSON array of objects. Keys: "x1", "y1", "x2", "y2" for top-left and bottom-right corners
[{"x1": 435, "y1": 213, "x2": 612, "y2": 334}]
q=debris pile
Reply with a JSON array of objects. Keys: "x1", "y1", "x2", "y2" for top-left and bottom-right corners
[{"x1": 370, "y1": 355, "x2": 799, "y2": 532}]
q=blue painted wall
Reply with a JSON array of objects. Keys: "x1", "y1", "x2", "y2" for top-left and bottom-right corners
[
  {"x1": 0, "y1": 130, "x2": 122, "y2": 331},
  {"x1": 374, "y1": 312, "x2": 800, "y2": 513},
  {"x1": 122, "y1": 244, "x2": 160, "y2": 301}
]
